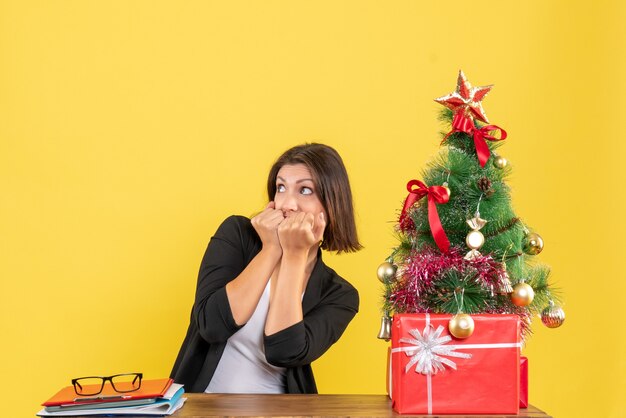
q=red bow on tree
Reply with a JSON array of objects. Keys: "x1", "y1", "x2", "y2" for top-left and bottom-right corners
[
  {"x1": 399, "y1": 180, "x2": 450, "y2": 253},
  {"x1": 445, "y1": 112, "x2": 507, "y2": 167}
]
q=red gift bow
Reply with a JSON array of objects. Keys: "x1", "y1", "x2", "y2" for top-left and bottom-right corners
[
  {"x1": 444, "y1": 112, "x2": 507, "y2": 167},
  {"x1": 399, "y1": 180, "x2": 450, "y2": 253}
]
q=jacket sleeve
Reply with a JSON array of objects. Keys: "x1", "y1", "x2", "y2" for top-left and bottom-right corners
[
  {"x1": 192, "y1": 216, "x2": 252, "y2": 344},
  {"x1": 263, "y1": 280, "x2": 359, "y2": 368}
]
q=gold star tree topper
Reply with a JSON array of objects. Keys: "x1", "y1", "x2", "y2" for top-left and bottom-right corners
[{"x1": 435, "y1": 70, "x2": 493, "y2": 123}]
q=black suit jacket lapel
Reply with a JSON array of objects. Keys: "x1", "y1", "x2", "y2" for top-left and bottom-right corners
[{"x1": 302, "y1": 249, "x2": 327, "y2": 315}]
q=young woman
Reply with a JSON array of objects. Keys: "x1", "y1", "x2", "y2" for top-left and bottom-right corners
[{"x1": 170, "y1": 143, "x2": 361, "y2": 394}]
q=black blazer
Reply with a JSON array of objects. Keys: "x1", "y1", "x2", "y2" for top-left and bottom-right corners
[{"x1": 170, "y1": 215, "x2": 359, "y2": 393}]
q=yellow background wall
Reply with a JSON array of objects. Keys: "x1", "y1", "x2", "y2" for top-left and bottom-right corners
[{"x1": 1, "y1": 1, "x2": 624, "y2": 417}]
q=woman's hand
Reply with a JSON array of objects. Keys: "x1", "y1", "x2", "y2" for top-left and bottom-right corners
[
  {"x1": 278, "y1": 211, "x2": 326, "y2": 255},
  {"x1": 251, "y1": 202, "x2": 285, "y2": 252}
]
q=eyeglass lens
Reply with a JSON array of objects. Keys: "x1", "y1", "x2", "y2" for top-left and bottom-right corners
[{"x1": 110, "y1": 373, "x2": 142, "y2": 392}]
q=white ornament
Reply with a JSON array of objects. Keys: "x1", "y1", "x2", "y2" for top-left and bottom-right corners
[
  {"x1": 466, "y1": 231, "x2": 485, "y2": 249},
  {"x1": 465, "y1": 216, "x2": 487, "y2": 260}
]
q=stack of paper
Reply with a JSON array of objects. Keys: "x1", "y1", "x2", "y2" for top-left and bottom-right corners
[{"x1": 37, "y1": 378, "x2": 185, "y2": 416}]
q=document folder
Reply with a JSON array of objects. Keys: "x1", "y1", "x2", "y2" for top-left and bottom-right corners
[{"x1": 43, "y1": 378, "x2": 173, "y2": 407}]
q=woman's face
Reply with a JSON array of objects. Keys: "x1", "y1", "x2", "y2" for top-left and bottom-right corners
[{"x1": 274, "y1": 164, "x2": 326, "y2": 219}]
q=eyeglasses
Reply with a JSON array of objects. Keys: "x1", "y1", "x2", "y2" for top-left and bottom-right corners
[{"x1": 72, "y1": 373, "x2": 143, "y2": 396}]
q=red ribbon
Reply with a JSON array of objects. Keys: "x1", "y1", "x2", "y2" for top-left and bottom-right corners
[
  {"x1": 399, "y1": 180, "x2": 450, "y2": 253},
  {"x1": 444, "y1": 112, "x2": 507, "y2": 167}
]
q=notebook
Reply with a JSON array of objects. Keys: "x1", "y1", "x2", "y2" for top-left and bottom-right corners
[{"x1": 42, "y1": 378, "x2": 173, "y2": 407}]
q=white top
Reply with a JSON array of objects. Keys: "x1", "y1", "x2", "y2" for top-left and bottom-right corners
[{"x1": 205, "y1": 280, "x2": 287, "y2": 393}]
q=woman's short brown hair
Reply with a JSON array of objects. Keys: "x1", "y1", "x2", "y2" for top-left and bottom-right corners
[{"x1": 267, "y1": 143, "x2": 362, "y2": 253}]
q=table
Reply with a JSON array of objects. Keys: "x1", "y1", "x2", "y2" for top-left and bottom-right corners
[{"x1": 172, "y1": 394, "x2": 552, "y2": 417}]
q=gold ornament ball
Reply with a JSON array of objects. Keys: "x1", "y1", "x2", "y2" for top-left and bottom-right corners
[
  {"x1": 511, "y1": 282, "x2": 535, "y2": 306},
  {"x1": 442, "y1": 183, "x2": 452, "y2": 198},
  {"x1": 377, "y1": 262, "x2": 397, "y2": 283},
  {"x1": 541, "y1": 305, "x2": 565, "y2": 328},
  {"x1": 448, "y1": 314, "x2": 475, "y2": 339},
  {"x1": 494, "y1": 155, "x2": 508, "y2": 169},
  {"x1": 465, "y1": 230, "x2": 485, "y2": 250},
  {"x1": 523, "y1": 232, "x2": 544, "y2": 255}
]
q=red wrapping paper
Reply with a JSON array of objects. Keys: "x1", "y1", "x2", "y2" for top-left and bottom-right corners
[
  {"x1": 386, "y1": 347, "x2": 392, "y2": 398},
  {"x1": 391, "y1": 313, "x2": 520, "y2": 415},
  {"x1": 520, "y1": 356, "x2": 528, "y2": 408}
]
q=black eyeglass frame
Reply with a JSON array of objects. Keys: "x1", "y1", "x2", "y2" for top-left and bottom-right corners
[{"x1": 71, "y1": 373, "x2": 143, "y2": 396}]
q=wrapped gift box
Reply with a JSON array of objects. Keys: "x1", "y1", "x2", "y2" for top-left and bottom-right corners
[
  {"x1": 520, "y1": 356, "x2": 528, "y2": 408},
  {"x1": 391, "y1": 313, "x2": 520, "y2": 415},
  {"x1": 388, "y1": 344, "x2": 529, "y2": 408}
]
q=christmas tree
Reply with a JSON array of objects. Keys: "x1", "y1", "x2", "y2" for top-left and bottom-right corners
[{"x1": 377, "y1": 71, "x2": 565, "y2": 341}]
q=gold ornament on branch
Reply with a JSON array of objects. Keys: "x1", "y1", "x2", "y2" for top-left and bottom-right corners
[
  {"x1": 541, "y1": 301, "x2": 565, "y2": 328},
  {"x1": 522, "y1": 232, "x2": 544, "y2": 255},
  {"x1": 448, "y1": 313, "x2": 475, "y2": 339},
  {"x1": 511, "y1": 281, "x2": 535, "y2": 306},
  {"x1": 377, "y1": 262, "x2": 397, "y2": 283},
  {"x1": 493, "y1": 154, "x2": 508, "y2": 169}
]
